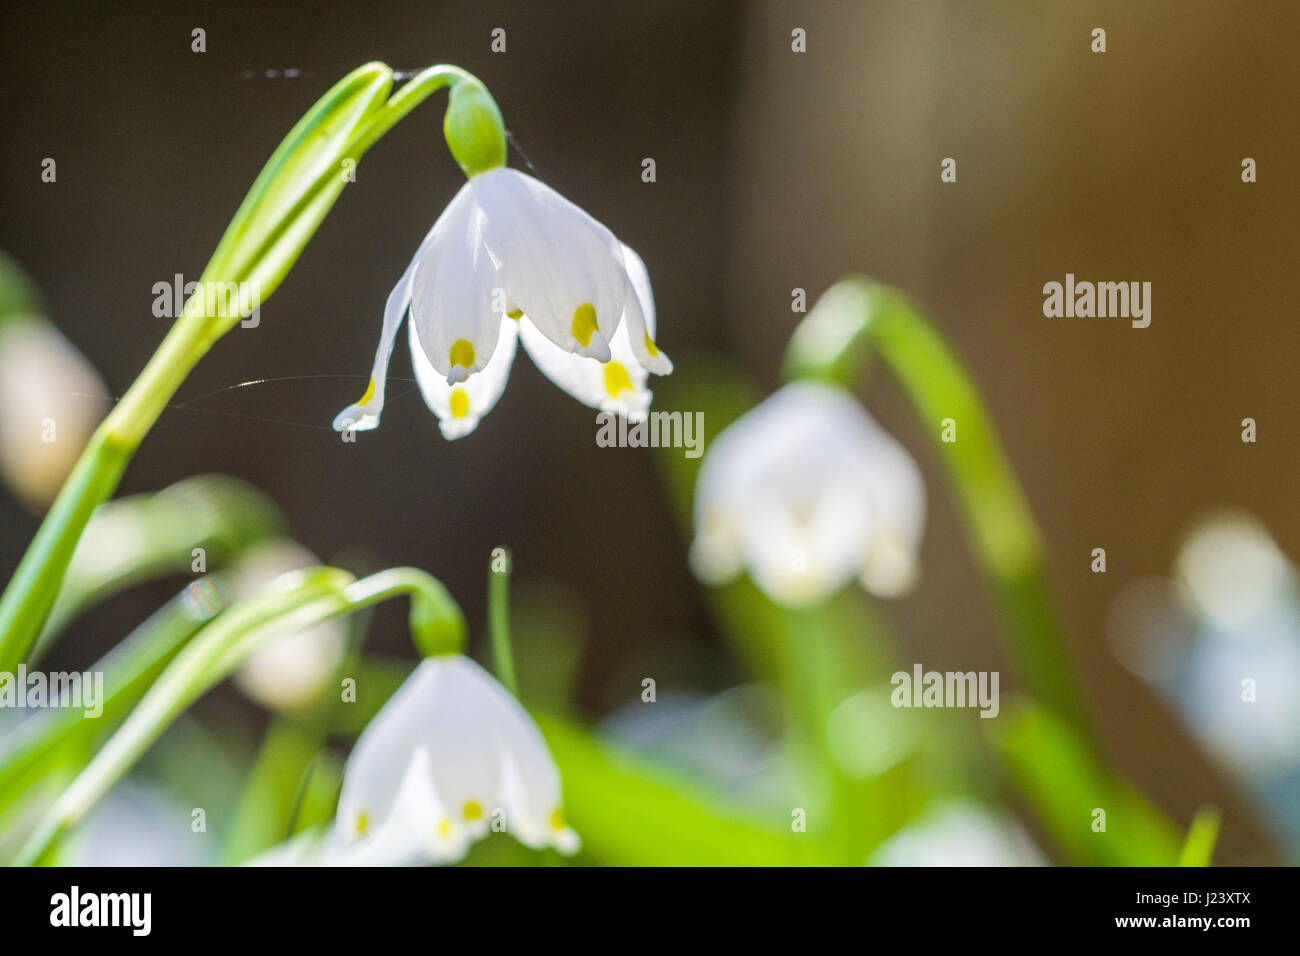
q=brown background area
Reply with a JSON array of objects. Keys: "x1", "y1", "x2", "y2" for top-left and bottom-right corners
[{"x1": 1, "y1": 1, "x2": 1295, "y2": 862}]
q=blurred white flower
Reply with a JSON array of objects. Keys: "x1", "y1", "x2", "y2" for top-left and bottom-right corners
[
  {"x1": 690, "y1": 381, "x2": 925, "y2": 606},
  {"x1": 230, "y1": 541, "x2": 347, "y2": 712},
  {"x1": 869, "y1": 801, "x2": 1045, "y2": 867},
  {"x1": 0, "y1": 319, "x2": 108, "y2": 509},
  {"x1": 1175, "y1": 510, "x2": 1294, "y2": 629},
  {"x1": 1109, "y1": 510, "x2": 1300, "y2": 851},
  {"x1": 1173, "y1": 512, "x2": 1300, "y2": 772},
  {"x1": 331, "y1": 655, "x2": 578, "y2": 865},
  {"x1": 65, "y1": 781, "x2": 212, "y2": 867},
  {"x1": 333, "y1": 167, "x2": 671, "y2": 439}
]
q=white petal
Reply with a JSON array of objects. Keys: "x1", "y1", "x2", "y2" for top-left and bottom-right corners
[
  {"x1": 409, "y1": 191, "x2": 506, "y2": 384},
  {"x1": 415, "y1": 657, "x2": 572, "y2": 852},
  {"x1": 687, "y1": 507, "x2": 745, "y2": 586},
  {"x1": 410, "y1": 317, "x2": 517, "y2": 439},
  {"x1": 499, "y1": 751, "x2": 579, "y2": 854},
  {"x1": 331, "y1": 184, "x2": 475, "y2": 432},
  {"x1": 336, "y1": 666, "x2": 439, "y2": 838},
  {"x1": 517, "y1": 315, "x2": 651, "y2": 422},
  {"x1": 474, "y1": 168, "x2": 626, "y2": 361},
  {"x1": 616, "y1": 245, "x2": 672, "y2": 375},
  {"x1": 332, "y1": 752, "x2": 447, "y2": 866}
]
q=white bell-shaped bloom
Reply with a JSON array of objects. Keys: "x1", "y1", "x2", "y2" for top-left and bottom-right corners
[
  {"x1": 690, "y1": 381, "x2": 925, "y2": 607},
  {"x1": 0, "y1": 319, "x2": 109, "y2": 509},
  {"x1": 333, "y1": 167, "x2": 671, "y2": 439},
  {"x1": 230, "y1": 541, "x2": 347, "y2": 712},
  {"x1": 332, "y1": 654, "x2": 579, "y2": 865}
]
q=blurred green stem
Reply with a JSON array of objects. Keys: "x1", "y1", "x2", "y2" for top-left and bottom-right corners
[
  {"x1": 1178, "y1": 806, "x2": 1221, "y2": 867},
  {"x1": 10, "y1": 565, "x2": 464, "y2": 865},
  {"x1": 0, "y1": 62, "x2": 489, "y2": 671},
  {"x1": 32, "y1": 476, "x2": 284, "y2": 662},
  {"x1": 785, "y1": 278, "x2": 1089, "y2": 734},
  {"x1": 487, "y1": 549, "x2": 518, "y2": 694},
  {"x1": 0, "y1": 578, "x2": 228, "y2": 824},
  {"x1": 994, "y1": 700, "x2": 1182, "y2": 864}
]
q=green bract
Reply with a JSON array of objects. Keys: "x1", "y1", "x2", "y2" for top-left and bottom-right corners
[{"x1": 444, "y1": 78, "x2": 508, "y2": 177}]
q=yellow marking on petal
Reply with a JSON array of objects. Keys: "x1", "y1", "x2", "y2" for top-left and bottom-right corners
[
  {"x1": 571, "y1": 303, "x2": 598, "y2": 347},
  {"x1": 355, "y1": 810, "x2": 370, "y2": 836},
  {"x1": 449, "y1": 387, "x2": 470, "y2": 419},
  {"x1": 462, "y1": 800, "x2": 484, "y2": 822},
  {"x1": 550, "y1": 807, "x2": 568, "y2": 832},
  {"x1": 358, "y1": 377, "x2": 377, "y2": 405},
  {"x1": 506, "y1": 308, "x2": 523, "y2": 320},
  {"x1": 437, "y1": 817, "x2": 452, "y2": 840},
  {"x1": 644, "y1": 331, "x2": 660, "y2": 357},
  {"x1": 449, "y1": 338, "x2": 476, "y2": 370},
  {"x1": 603, "y1": 360, "x2": 634, "y2": 398}
]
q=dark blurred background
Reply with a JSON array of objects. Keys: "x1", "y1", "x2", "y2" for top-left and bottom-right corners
[{"x1": 1, "y1": 0, "x2": 1296, "y2": 862}]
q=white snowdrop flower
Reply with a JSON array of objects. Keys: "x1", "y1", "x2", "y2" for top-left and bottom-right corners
[
  {"x1": 1173, "y1": 512, "x2": 1300, "y2": 773},
  {"x1": 333, "y1": 168, "x2": 671, "y2": 439},
  {"x1": 690, "y1": 381, "x2": 925, "y2": 607},
  {"x1": 869, "y1": 801, "x2": 1045, "y2": 867},
  {"x1": 0, "y1": 319, "x2": 109, "y2": 509},
  {"x1": 333, "y1": 655, "x2": 579, "y2": 865},
  {"x1": 231, "y1": 541, "x2": 347, "y2": 712}
]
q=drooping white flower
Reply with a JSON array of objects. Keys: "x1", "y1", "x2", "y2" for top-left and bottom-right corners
[
  {"x1": 332, "y1": 654, "x2": 579, "y2": 865},
  {"x1": 333, "y1": 167, "x2": 671, "y2": 439},
  {"x1": 230, "y1": 541, "x2": 347, "y2": 713},
  {"x1": 690, "y1": 381, "x2": 925, "y2": 607},
  {"x1": 1110, "y1": 511, "x2": 1300, "y2": 776},
  {"x1": 0, "y1": 319, "x2": 108, "y2": 509}
]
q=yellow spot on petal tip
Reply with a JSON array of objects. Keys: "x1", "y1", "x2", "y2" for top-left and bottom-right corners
[
  {"x1": 603, "y1": 360, "x2": 634, "y2": 398},
  {"x1": 449, "y1": 387, "x2": 470, "y2": 419},
  {"x1": 358, "y1": 377, "x2": 376, "y2": 406},
  {"x1": 506, "y1": 308, "x2": 523, "y2": 320},
  {"x1": 644, "y1": 331, "x2": 660, "y2": 357},
  {"x1": 355, "y1": 810, "x2": 370, "y2": 836},
  {"x1": 462, "y1": 800, "x2": 484, "y2": 822},
  {"x1": 437, "y1": 817, "x2": 452, "y2": 840},
  {"x1": 550, "y1": 807, "x2": 567, "y2": 831},
  {"x1": 571, "y1": 303, "x2": 598, "y2": 347},
  {"x1": 449, "y1": 338, "x2": 476, "y2": 370}
]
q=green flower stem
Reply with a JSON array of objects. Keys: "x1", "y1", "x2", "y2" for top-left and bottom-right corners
[
  {"x1": 487, "y1": 550, "x2": 519, "y2": 694},
  {"x1": 32, "y1": 476, "x2": 284, "y2": 662},
  {"x1": 995, "y1": 700, "x2": 1182, "y2": 864},
  {"x1": 221, "y1": 719, "x2": 337, "y2": 865},
  {"x1": 784, "y1": 277, "x2": 1089, "y2": 734},
  {"x1": 11, "y1": 565, "x2": 464, "y2": 865},
  {"x1": 223, "y1": 611, "x2": 366, "y2": 865},
  {"x1": 1178, "y1": 806, "x2": 1221, "y2": 867},
  {"x1": 0, "y1": 62, "x2": 496, "y2": 669},
  {"x1": 0, "y1": 437, "x2": 133, "y2": 672},
  {"x1": 0, "y1": 578, "x2": 228, "y2": 826}
]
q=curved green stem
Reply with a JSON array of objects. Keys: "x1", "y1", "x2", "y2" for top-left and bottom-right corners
[
  {"x1": 487, "y1": 549, "x2": 518, "y2": 694},
  {"x1": 0, "y1": 577, "x2": 228, "y2": 826},
  {"x1": 32, "y1": 475, "x2": 284, "y2": 662},
  {"x1": 785, "y1": 277, "x2": 1089, "y2": 734},
  {"x1": 10, "y1": 565, "x2": 465, "y2": 865},
  {"x1": 0, "y1": 62, "x2": 494, "y2": 670}
]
